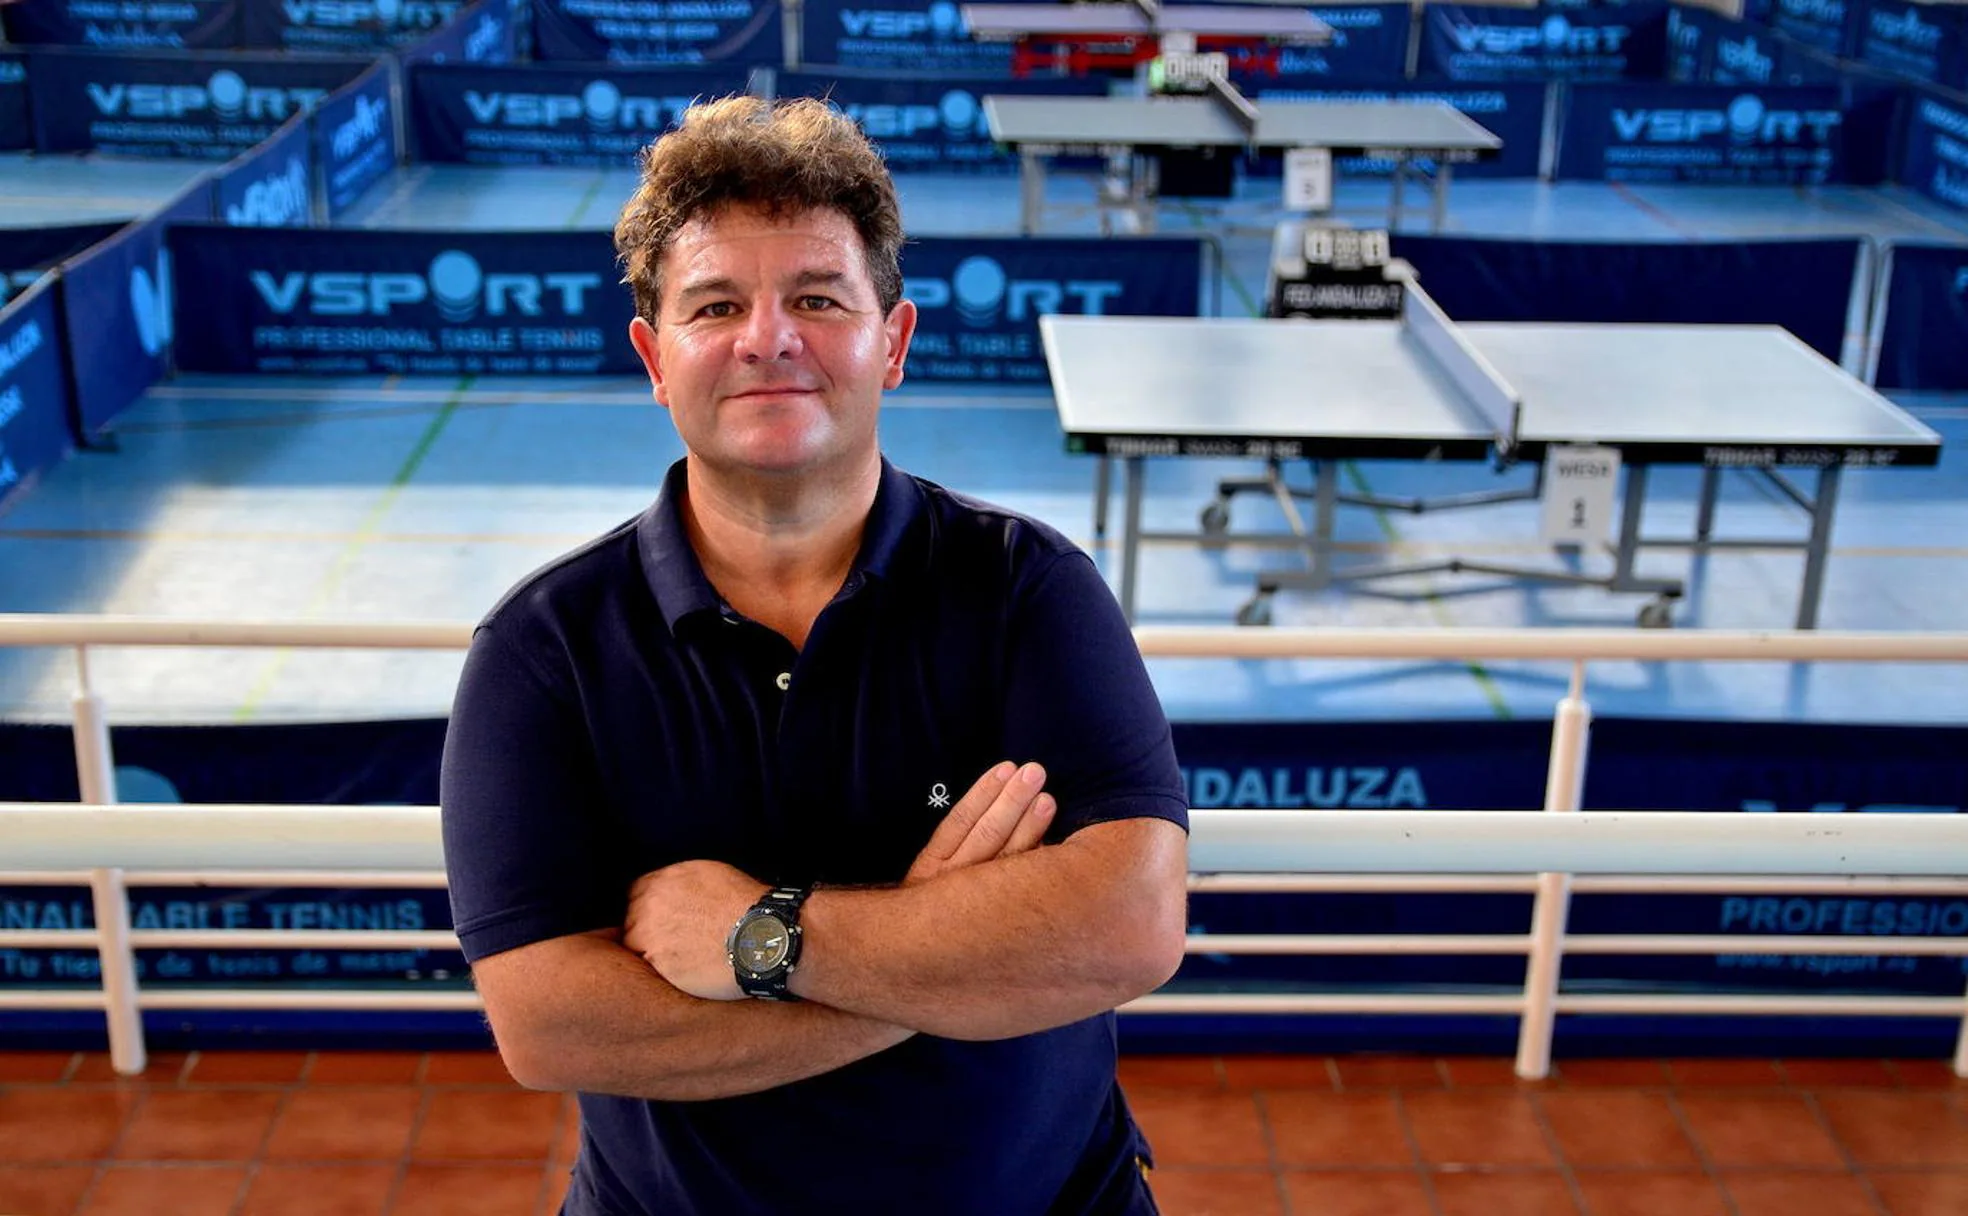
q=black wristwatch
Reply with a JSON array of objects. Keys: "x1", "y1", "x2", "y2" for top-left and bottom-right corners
[{"x1": 727, "y1": 885, "x2": 811, "y2": 1001}]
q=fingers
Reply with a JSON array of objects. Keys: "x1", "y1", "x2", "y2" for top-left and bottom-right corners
[
  {"x1": 942, "y1": 761, "x2": 1047, "y2": 871},
  {"x1": 1000, "y1": 792, "x2": 1055, "y2": 856},
  {"x1": 912, "y1": 760, "x2": 1019, "y2": 873}
]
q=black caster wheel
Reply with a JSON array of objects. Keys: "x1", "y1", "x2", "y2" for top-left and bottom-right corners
[
  {"x1": 1235, "y1": 596, "x2": 1274, "y2": 627},
  {"x1": 1637, "y1": 599, "x2": 1674, "y2": 629}
]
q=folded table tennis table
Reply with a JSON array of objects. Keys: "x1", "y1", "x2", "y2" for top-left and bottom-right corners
[
  {"x1": 1041, "y1": 285, "x2": 1944, "y2": 629},
  {"x1": 984, "y1": 94, "x2": 1503, "y2": 234}
]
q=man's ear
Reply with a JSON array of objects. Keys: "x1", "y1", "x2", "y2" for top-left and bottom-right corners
[
  {"x1": 629, "y1": 316, "x2": 668, "y2": 407},
  {"x1": 882, "y1": 299, "x2": 918, "y2": 392}
]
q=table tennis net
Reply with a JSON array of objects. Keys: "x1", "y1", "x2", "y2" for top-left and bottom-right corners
[{"x1": 1402, "y1": 281, "x2": 1522, "y2": 447}]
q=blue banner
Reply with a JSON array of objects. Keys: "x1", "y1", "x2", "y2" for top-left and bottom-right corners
[
  {"x1": 240, "y1": 0, "x2": 467, "y2": 50},
  {"x1": 1859, "y1": 0, "x2": 1967, "y2": 86},
  {"x1": 1420, "y1": 2, "x2": 1670, "y2": 81},
  {"x1": 411, "y1": 62, "x2": 746, "y2": 164},
  {"x1": 314, "y1": 62, "x2": 397, "y2": 218},
  {"x1": 1252, "y1": 82, "x2": 1546, "y2": 178},
  {"x1": 1559, "y1": 82, "x2": 1844, "y2": 183},
  {"x1": 1768, "y1": 0, "x2": 1861, "y2": 58},
  {"x1": 1668, "y1": 6, "x2": 1800, "y2": 86},
  {"x1": 5, "y1": 712, "x2": 1966, "y2": 1057},
  {"x1": 1902, "y1": 87, "x2": 1968, "y2": 211},
  {"x1": 798, "y1": 0, "x2": 1010, "y2": 73},
  {"x1": 900, "y1": 236, "x2": 1202, "y2": 383},
  {"x1": 1875, "y1": 242, "x2": 1968, "y2": 390},
  {"x1": 27, "y1": 48, "x2": 367, "y2": 159},
  {"x1": 530, "y1": 0, "x2": 782, "y2": 63},
  {"x1": 215, "y1": 116, "x2": 314, "y2": 226},
  {"x1": 168, "y1": 225, "x2": 637, "y2": 375},
  {"x1": 1387, "y1": 234, "x2": 1861, "y2": 360},
  {"x1": 0, "y1": 280, "x2": 74, "y2": 513},
  {"x1": 398, "y1": 0, "x2": 518, "y2": 64},
  {"x1": 59, "y1": 217, "x2": 173, "y2": 437},
  {"x1": 776, "y1": 72, "x2": 1105, "y2": 175},
  {"x1": 0, "y1": 0, "x2": 240, "y2": 49},
  {"x1": 1226, "y1": 5, "x2": 1413, "y2": 83},
  {"x1": 0, "y1": 54, "x2": 28, "y2": 151}
]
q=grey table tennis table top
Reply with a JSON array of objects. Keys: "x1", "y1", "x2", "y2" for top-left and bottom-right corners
[
  {"x1": 985, "y1": 95, "x2": 1504, "y2": 156},
  {"x1": 1040, "y1": 316, "x2": 1943, "y2": 467},
  {"x1": 963, "y1": 2, "x2": 1331, "y2": 39}
]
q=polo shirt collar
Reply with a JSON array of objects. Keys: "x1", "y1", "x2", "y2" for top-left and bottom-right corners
[{"x1": 637, "y1": 456, "x2": 928, "y2": 634}]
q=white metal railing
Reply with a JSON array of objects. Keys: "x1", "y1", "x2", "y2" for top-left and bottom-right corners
[{"x1": 3, "y1": 614, "x2": 1968, "y2": 1080}]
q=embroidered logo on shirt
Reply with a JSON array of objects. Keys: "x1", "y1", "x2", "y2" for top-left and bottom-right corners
[{"x1": 927, "y1": 783, "x2": 952, "y2": 809}]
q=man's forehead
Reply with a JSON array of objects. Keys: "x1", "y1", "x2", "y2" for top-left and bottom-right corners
[{"x1": 671, "y1": 204, "x2": 863, "y2": 257}]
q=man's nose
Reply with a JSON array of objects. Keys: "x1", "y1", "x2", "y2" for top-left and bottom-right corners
[{"x1": 735, "y1": 300, "x2": 802, "y2": 363}]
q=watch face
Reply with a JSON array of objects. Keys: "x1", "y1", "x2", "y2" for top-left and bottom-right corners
[{"x1": 735, "y1": 914, "x2": 791, "y2": 973}]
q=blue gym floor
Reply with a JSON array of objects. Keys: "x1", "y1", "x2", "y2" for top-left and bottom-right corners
[{"x1": 2, "y1": 153, "x2": 1965, "y2": 727}]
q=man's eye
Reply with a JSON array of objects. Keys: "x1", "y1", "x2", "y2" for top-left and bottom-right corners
[
  {"x1": 798, "y1": 296, "x2": 838, "y2": 311},
  {"x1": 698, "y1": 302, "x2": 736, "y2": 318}
]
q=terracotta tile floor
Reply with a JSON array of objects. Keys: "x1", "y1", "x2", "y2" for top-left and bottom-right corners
[{"x1": 0, "y1": 1051, "x2": 1964, "y2": 1214}]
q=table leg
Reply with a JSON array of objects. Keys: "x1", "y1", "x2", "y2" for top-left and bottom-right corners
[
  {"x1": 1431, "y1": 161, "x2": 1452, "y2": 233},
  {"x1": 1695, "y1": 467, "x2": 1721, "y2": 547},
  {"x1": 1093, "y1": 455, "x2": 1111, "y2": 538},
  {"x1": 1389, "y1": 156, "x2": 1407, "y2": 229},
  {"x1": 1020, "y1": 151, "x2": 1042, "y2": 235},
  {"x1": 1612, "y1": 464, "x2": 1648, "y2": 586},
  {"x1": 1796, "y1": 464, "x2": 1843, "y2": 631},
  {"x1": 1120, "y1": 456, "x2": 1145, "y2": 624}
]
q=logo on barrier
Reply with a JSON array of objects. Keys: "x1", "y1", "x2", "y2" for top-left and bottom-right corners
[
  {"x1": 0, "y1": 61, "x2": 23, "y2": 85},
  {"x1": 839, "y1": 2, "x2": 965, "y2": 39},
  {"x1": 1778, "y1": 0, "x2": 1844, "y2": 22},
  {"x1": 1612, "y1": 94, "x2": 1840, "y2": 143},
  {"x1": 837, "y1": 89, "x2": 986, "y2": 140},
  {"x1": 464, "y1": 80, "x2": 696, "y2": 131},
  {"x1": 1870, "y1": 6, "x2": 1944, "y2": 51},
  {"x1": 1954, "y1": 267, "x2": 1968, "y2": 295},
  {"x1": 905, "y1": 256, "x2": 1123, "y2": 326},
  {"x1": 464, "y1": 13, "x2": 504, "y2": 60},
  {"x1": 282, "y1": 0, "x2": 460, "y2": 28},
  {"x1": 249, "y1": 251, "x2": 604, "y2": 320},
  {"x1": 0, "y1": 318, "x2": 43, "y2": 380},
  {"x1": 1716, "y1": 35, "x2": 1775, "y2": 82},
  {"x1": 0, "y1": 384, "x2": 22, "y2": 430},
  {"x1": 87, "y1": 71, "x2": 327, "y2": 122},
  {"x1": 1918, "y1": 98, "x2": 1968, "y2": 140},
  {"x1": 1449, "y1": 15, "x2": 1629, "y2": 56},
  {"x1": 226, "y1": 156, "x2": 310, "y2": 226},
  {"x1": 130, "y1": 253, "x2": 174, "y2": 358},
  {"x1": 332, "y1": 94, "x2": 389, "y2": 158}
]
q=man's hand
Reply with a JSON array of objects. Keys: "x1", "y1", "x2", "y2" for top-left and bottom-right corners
[
  {"x1": 904, "y1": 760, "x2": 1054, "y2": 886},
  {"x1": 623, "y1": 860, "x2": 767, "y2": 1001}
]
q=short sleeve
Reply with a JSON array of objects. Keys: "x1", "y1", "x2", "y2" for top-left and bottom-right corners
[
  {"x1": 1000, "y1": 550, "x2": 1188, "y2": 838},
  {"x1": 440, "y1": 625, "x2": 626, "y2": 963}
]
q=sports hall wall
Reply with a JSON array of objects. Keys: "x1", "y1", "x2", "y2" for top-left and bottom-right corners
[{"x1": 2, "y1": 0, "x2": 1967, "y2": 1053}]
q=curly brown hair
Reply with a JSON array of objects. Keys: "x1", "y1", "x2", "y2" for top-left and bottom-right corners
[{"x1": 613, "y1": 95, "x2": 905, "y2": 324}]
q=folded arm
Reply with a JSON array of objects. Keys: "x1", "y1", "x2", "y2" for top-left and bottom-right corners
[
  {"x1": 470, "y1": 929, "x2": 912, "y2": 1101},
  {"x1": 791, "y1": 814, "x2": 1189, "y2": 1040}
]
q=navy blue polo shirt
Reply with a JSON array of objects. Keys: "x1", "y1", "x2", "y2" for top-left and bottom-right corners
[{"x1": 441, "y1": 457, "x2": 1187, "y2": 1216}]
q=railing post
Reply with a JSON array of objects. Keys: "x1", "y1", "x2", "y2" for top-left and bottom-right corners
[
  {"x1": 71, "y1": 646, "x2": 117, "y2": 806},
  {"x1": 1517, "y1": 660, "x2": 1592, "y2": 1080},
  {"x1": 89, "y1": 867, "x2": 146, "y2": 1076}
]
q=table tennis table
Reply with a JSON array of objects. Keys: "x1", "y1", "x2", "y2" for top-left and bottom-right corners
[
  {"x1": 963, "y1": 0, "x2": 1332, "y2": 76},
  {"x1": 1041, "y1": 284, "x2": 1944, "y2": 629},
  {"x1": 984, "y1": 94, "x2": 1502, "y2": 235}
]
